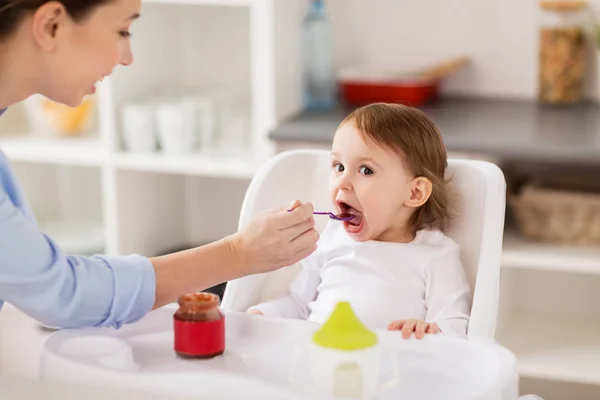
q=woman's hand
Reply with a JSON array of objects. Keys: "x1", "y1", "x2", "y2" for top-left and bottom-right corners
[
  {"x1": 229, "y1": 200, "x2": 319, "y2": 276},
  {"x1": 246, "y1": 308, "x2": 264, "y2": 316},
  {"x1": 150, "y1": 200, "x2": 318, "y2": 310},
  {"x1": 387, "y1": 319, "x2": 440, "y2": 339}
]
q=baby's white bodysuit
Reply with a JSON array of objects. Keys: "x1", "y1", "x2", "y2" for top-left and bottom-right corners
[{"x1": 251, "y1": 220, "x2": 471, "y2": 338}]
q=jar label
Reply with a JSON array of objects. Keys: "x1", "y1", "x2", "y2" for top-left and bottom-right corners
[{"x1": 173, "y1": 316, "x2": 225, "y2": 357}]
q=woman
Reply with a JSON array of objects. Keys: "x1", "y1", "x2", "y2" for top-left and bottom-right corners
[{"x1": 0, "y1": 0, "x2": 319, "y2": 329}]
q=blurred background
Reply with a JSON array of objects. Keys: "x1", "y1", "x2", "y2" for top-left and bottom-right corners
[{"x1": 1, "y1": 0, "x2": 600, "y2": 398}]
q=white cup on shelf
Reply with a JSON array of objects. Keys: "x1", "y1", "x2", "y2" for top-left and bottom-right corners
[
  {"x1": 180, "y1": 96, "x2": 215, "y2": 152},
  {"x1": 155, "y1": 100, "x2": 198, "y2": 156},
  {"x1": 121, "y1": 102, "x2": 157, "y2": 153},
  {"x1": 215, "y1": 94, "x2": 251, "y2": 155}
]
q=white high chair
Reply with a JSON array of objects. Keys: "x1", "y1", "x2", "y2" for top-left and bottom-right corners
[
  {"x1": 221, "y1": 149, "x2": 507, "y2": 340},
  {"x1": 37, "y1": 149, "x2": 534, "y2": 399}
]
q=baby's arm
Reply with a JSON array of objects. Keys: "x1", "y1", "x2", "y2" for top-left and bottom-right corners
[
  {"x1": 246, "y1": 220, "x2": 337, "y2": 319},
  {"x1": 423, "y1": 242, "x2": 471, "y2": 338},
  {"x1": 246, "y1": 248, "x2": 323, "y2": 319}
]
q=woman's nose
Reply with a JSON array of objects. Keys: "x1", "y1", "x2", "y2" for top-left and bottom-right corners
[{"x1": 120, "y1": 43, "x2": 134, "y2": 66}]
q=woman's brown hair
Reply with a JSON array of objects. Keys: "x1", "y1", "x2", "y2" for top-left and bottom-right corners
[
  {"x1": 341, "y1": 102, "x2": 452, "y2": 231},
  {"x1": 0, "y1": 0, "x2": 110, "y2": 40}
]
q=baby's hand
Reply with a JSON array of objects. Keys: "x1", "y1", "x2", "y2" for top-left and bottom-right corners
[
  {"x1": 246, "y1": 308, "x2": 264, "y2": 316},
  {"x1": 387, "y1": 319, "x2": 439, "y2": 339}
]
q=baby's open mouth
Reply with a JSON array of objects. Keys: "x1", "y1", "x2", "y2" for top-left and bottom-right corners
[{"x1": 337, "y1": 201, "x2": 363, "y2": 227}]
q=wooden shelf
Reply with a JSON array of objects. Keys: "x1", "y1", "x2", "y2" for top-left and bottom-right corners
[{"x1": 497, "y1": 312, "x2": 600, "y2": 385}]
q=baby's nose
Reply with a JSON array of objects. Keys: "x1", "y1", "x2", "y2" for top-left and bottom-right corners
[{"x1": 337, "y1": 176, "x2": 352, "y2": 191}]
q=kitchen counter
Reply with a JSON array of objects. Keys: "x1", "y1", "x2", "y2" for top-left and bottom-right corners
[{"x1": 269, "y1": 97, "x2": 600, "y2": 166}]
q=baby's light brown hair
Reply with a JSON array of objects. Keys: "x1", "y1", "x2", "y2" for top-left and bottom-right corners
[{"x1": 341, "y1": 102, "x2": 451, "y2": 231}]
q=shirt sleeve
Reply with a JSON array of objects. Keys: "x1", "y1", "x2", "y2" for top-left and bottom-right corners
[
  {"x1": 0, "y1": 189, "x2": 156, "y2": 329},
  {"x1": 424, "y1": 241, "x2": 471, "y2": 338},
  {"x1": 248, "y1": 221, "x2": 336, "y2": 319},
  {"x1": 248, "y1": 248, "x2": 323, "y2": 319}
]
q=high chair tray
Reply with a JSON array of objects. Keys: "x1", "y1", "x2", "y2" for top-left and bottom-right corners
[{"x1": 39, "y1": 305, "x2": 518, "y2": 400}]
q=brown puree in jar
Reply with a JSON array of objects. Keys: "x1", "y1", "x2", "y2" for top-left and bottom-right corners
[
  {"x1": 174, "y1": 292, "x2": 223, "y2": 322},
  {"x1": 173, "y1": 292, "x2": 225, "y2": 359}
]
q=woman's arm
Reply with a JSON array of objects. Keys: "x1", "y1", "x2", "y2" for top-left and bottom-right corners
[
  {"x1": 245, "y1": 219, "x2": 334, "y2": 319},
  {"x1": 0, "y1": 189, "x2": 155, "y2": 329},
  {"x1": 0, "y1": 182, "x2": 318, "y2": 328},
  {"x1": 150, "y1": 237, "x2": 243, "y2": 309},
  {"x1": 151, "y1": 203, "x2": 319, "y2": 309}
]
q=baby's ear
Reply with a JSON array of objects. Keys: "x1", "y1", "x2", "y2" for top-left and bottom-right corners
[{"x1": 404, "y1": 177, "x2": 432, "y2": 208}]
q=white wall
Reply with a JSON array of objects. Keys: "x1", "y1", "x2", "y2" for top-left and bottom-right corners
[{"x1": 326, "y1": 0, "x2": 600, "y2": 100}]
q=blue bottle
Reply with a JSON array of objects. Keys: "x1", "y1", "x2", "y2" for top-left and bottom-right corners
[{"x1": 303, "y1": 0, "x2": 335, "y2": 111}]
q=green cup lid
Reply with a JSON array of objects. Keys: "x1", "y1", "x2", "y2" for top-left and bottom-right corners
[{"x1": 312, "y1": 301, "x2": 378, "y2": 350}]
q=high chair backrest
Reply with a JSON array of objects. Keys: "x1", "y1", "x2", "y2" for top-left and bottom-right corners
[{"x1": 221, "y1": 149, "x2": 506, "y2": 340}]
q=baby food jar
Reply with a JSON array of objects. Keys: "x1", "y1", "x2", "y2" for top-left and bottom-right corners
[
  {"x1": 538, "y1": 0, "x2": 588, "y2": 104},
  {"x1": 173, "y1": 292, "x2": 225, "y2": 358}
]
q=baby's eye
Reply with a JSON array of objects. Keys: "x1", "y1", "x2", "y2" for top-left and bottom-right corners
[
  {"x1": 333, "y1": 163, "x2": 344, "y2": 172},
  {"x1": 359, "y1": 166, "x2": 373, "y2": 176}
]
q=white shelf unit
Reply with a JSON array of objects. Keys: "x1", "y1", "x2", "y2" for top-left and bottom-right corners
[
  {"x1": 0, "y1": 136, "x2": 106, "y2": 167},
  {"x1": 9, "y1": 161, "x2": 105, "y2": 255},
  {"x1": 498, "y1": 230, "x2": 600, "y2": 399},
  {"x1": 0, "y1": 0, "x2": 304, "y2": 257},
  {"x1": 502, "y1": 232, "x2": 600, "y2": 276},
  {"x1": 112, "y1": 151, "x2": 262, "y2": 179},
  {"x1": 143, "y1": 0, "x2": 256, "y2": 5}
]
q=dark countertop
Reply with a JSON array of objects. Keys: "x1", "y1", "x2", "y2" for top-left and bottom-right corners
[{"x1": 269, "y1": 97, "x2": 600, "y2": 165}]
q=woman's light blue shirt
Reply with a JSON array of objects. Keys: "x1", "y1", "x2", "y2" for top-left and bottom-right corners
[{"x1": 0, "y1": 108, "x2": 156, "y2": 329}]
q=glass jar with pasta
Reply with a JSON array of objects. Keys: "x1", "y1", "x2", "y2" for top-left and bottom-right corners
[{"x1": 539, "y1": 0, "x2": 588, "y2": 104}]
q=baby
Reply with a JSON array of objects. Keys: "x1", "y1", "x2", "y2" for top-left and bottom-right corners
[{"x1": 247, "y1": 103, "x2": 471, "y2": 339}]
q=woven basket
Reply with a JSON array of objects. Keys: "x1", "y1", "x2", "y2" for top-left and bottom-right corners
[{"x1": 509, "y1": 185, "x2": 600, "y2": 246}]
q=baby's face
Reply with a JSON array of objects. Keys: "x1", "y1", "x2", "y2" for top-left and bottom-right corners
[{"x1": 329, "y1": 123, "x2": 416, "y2": 242}]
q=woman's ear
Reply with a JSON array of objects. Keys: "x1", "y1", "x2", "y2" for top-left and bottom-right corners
[
  {"x1": 404, "y1": 177, "x2": 432, "y2": 208},
  {"x1": 31, "y1": 1, "x2": 67, "y2": 51}
]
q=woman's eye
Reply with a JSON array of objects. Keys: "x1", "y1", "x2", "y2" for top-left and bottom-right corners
[
  {"x1": 359, "y1": 166, "x2": 373, "y2": 176},
  {"x1": 119, "y1": 31, "x2": 132, "y2": 38},
  {"x1": 333, "y1": 163, "x2": 344, "y2": 172}
]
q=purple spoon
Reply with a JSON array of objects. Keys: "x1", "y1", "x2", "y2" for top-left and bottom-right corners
[
  {"x1": 288, "y1": 210, "x2": 355, "y2": 221},
  {"x1": 313, "y1": 211, "x2": 355, "y2": 221}
]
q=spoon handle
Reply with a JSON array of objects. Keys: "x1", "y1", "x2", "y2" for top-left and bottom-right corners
[
  {"x1": 286, "y1": 210, "x2": 331, "y2": 216},
  {"x1": 286, "y1": 209, "x2": 353, "y2": 221}
]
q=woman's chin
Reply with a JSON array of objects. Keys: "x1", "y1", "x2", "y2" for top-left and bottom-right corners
[{"x1": 47, "y1": 89, "x2": 87, "y2": 108}]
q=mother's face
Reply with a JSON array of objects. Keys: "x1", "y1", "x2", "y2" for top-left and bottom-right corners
[{"x1": 34, "y1": 0, "x2": 140, "y2": 106}]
